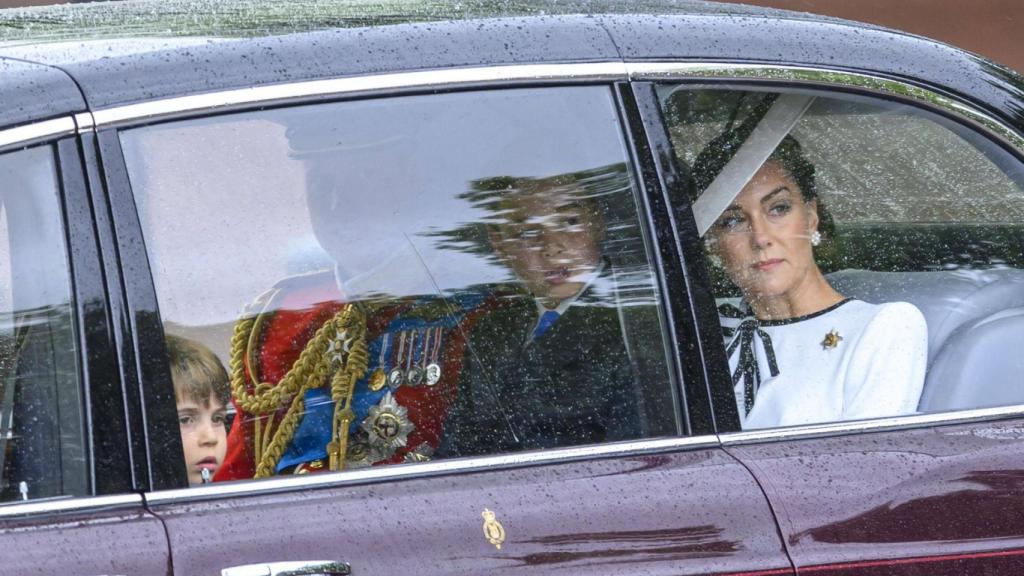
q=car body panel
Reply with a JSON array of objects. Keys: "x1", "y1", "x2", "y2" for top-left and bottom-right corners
[
  {"x1": 601, "y1": 14, "x2": 1024, "y2": 133},
  {"x1": 0, "y1": 1, "x2": 1020, "y2": 574},
  {"x1": 0, "y1": 3, "x2": 1018, "y2": 135},
  {"x1": 725, "y1": 419, "x2": 1024, "y2": 574},
  {"x1": 0, "y1": 59, "x2": 83, "y2": 130},
  {"x1": 0, "y1": 16, "x2": 619, "y2": 110},
  {"x1": 150, "y1": 447, "x2": 792, "y2": 576},
  {"x1": 0, "y1": 499, "x2": 169, "y2": 576}
]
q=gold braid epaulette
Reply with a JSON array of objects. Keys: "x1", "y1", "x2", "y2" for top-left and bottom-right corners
[{"x1": 229, "y1": 303, "x2": 369, "y2": 478}]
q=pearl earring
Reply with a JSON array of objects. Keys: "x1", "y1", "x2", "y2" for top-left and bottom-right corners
[{"x1": 810, "y1": 230, "x2": 822, "y2": 247}]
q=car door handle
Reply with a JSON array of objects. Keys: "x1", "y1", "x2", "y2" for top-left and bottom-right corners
[{"x1": 221, "y1": 560, "x2": 352, "y2": 576}]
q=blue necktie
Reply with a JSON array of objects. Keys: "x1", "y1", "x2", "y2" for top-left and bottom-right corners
[{"x1": 532, "y1": 310, "x2": 561, "y2": 340}]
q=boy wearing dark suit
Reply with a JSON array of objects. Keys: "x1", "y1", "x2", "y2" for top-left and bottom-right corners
[{"x1": 441, "y1": 173, "x2": 642, "y2": 456}]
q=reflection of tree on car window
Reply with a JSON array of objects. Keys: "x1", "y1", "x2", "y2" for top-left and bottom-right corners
[
  {"x1": 436, "y1": 166, "x2": 644, "y2": 456},
  {"x1": 694, "y1": 124, "x2": 928, "y2": 430}
]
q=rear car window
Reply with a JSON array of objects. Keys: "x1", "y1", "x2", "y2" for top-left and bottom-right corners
[{"x1": 121, "y1": 86, "x2": 682, "y2": 484}]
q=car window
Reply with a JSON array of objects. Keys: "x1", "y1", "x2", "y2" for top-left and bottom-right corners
[
  {"x1": 0, "y1": 144, "x2": 86, "y2": 502},
  {"x1": 121, "y1": 86, "x2": 682, "y2": 485},
  {"x1": 657, "y1": 86, "x2": 1024, "y2": 430}
]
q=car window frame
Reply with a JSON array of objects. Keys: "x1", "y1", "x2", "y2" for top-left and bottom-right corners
[
  {"x1": 99, "y1": 59, "x2": 1024, "y2": 498},
  {"x1": 0, "y1": 117, "x2": 134, "y2": 513},
  {"x1": 630, "y1": 61, "x2": 1024, "y2": 444},
  {"x1": 94, "y1": 68, "x2": 719, "y2": 497}
]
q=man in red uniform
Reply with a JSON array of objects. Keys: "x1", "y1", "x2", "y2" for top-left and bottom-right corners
[
  {"x1": 217, "y1": 270, "x2": 492, "y2": 478},
  {"x1": 215, "y1": 116, "x2": 499, "y2": 479}
]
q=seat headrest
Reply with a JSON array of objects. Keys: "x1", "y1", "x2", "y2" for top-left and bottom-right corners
[
  {"x1": 827, "y1": 268, "x2": 1024, "y2": 363},
  {"x1": 919, "y1": 307, "x2": 1024, "y2": 412}
]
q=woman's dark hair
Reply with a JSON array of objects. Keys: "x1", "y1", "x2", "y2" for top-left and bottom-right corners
[{"x1": 691, "y1": 132, "x2": 818, "y2": 203}]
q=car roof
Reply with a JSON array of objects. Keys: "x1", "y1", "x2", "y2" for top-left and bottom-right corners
[
  {"x1": 0, "y1": 0, "x2": 1020, "y2": 133},
  {"x1": 0, "y1": 58, "x2": 84, "y2": 128},
  {"x1": 0, "y1": 0, "x2": 849, "y2": 45}
]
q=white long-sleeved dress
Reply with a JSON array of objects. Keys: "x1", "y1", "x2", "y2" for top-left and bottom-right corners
[{"x1": 720, "y1": 298, "x2": 928, "y2": 430}]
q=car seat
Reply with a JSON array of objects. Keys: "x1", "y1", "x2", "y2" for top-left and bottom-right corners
[{"x1": 827, "y1": 268, "x2": 1024, "y2": 412}]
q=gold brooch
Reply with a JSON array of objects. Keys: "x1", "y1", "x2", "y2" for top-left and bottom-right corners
[
  {"x1": 821, "y1": 329, "x2": 843, "y2": 350},
  {"x1": 482, "y1": 509, "x2": 506, "y2": 550}
]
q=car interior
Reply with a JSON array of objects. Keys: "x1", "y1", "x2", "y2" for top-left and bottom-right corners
[{"x1": 660, "y1": 85, "x2": 1024, "y2": 417}]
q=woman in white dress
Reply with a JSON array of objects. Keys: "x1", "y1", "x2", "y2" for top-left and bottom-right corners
[{"x1": 697, "y1": 134, "x2": 928, "y2": 429}]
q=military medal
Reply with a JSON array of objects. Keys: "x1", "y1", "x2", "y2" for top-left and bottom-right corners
[
  {"x1": 821, "y1": 329, "x2": 843, "y2": 350},
  {"x1": 425, "y1": 364, "x2": 442, "y2": 387},
  {"x1": 362, "y1": 392, "x2": 414, "y2": 456},
  {"x1": 409, "y1": 327, "x2": 434, "y2": 387},
  {"x1": 387, "y1": 331, "x2": 407, "y2": 389},
  {"x1": 425, "y1": 326, "x2": 443, "y2": 386},
  {"x1": 405, "y1": 328, "x2": 424, "y2": 387},
  {"x1": 369, "y1": 369, "x2": 388, "y2": 392},
  {"x1": 368, "y1": 333, "x2": 389, "y2": 391},
  {"x1": 406, "y1": 365, "x2": 425, "y2": 387},
  {"x1": 344, "y1": 435, "x2": 374, "y2": 468},
  {"x1": 405, "y1": 329, "x2": 425, "y2": 387},
  {"x1": 387, "y1": 366, "x2": 404, "y2": 389},
  {"x1": 325, "y1": 328, "x2": 350, "y2": 367},
  {"x1": 404, "y1": 442, "x2": 434, "y2": 463}
]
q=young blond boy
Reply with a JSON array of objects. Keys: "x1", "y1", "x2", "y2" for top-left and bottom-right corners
[{"x1": 167, "y1": 334, "x2": 230, "y2": 486}]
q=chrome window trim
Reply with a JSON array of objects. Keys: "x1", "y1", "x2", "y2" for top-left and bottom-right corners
[
  {"x1": 82, "y1": 61, "x2": 1023, "y2": 157},
  {"x1": 73, "y1": 111, "x2": 95, "y2": 133},
  {"x1": 90, "y1": 62, "x2": 628, "y2": 129},
  {"x1": 144, "y1": 435, "x2": 719, "y2": 505},
  {"x1": 0, "y1": 493, "x2": 141, "y2": 519},
  {"x1": 627, "y1": 62, "x2": 1024, "y2": 154},
  {"x1": 0, "y1": 117, "x2": 76, "y2": 153},
  {"x1": 721, "y1": 404, "x2": 1024, "y2": 445}
]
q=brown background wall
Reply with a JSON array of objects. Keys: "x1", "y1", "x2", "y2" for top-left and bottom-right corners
[
  {"x1": 0, "y1": 0, "x2": 1020, "y2": 73},
  {"x1": 713, "y1": 0, "x2": 1023, "y2": 73}
]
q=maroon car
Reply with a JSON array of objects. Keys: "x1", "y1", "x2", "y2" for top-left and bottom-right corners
[{"x1": 0, "y1": 1, "x2": 1022, "y2": 575}]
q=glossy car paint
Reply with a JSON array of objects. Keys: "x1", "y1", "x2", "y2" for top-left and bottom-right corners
[
  {"x1": 0, "y1": 502, "x2": 169, "y2": 576},
  {"x1": 724, "y1": 419, "x2": 1024, "y2": 574},
  {"x1": 0, "y1": 58, "x2": 83, "y2": 128},
  {"x1": 0, "y1": 1, "x2": 1018, "y2": 575},
  {"x1": 153, "y1": 448, "x2": 791, "y2": 576},
  {"x1": 600, "y1": 14, "x2": 1024, "y2": 132},
  {"x1": 0, "y1": 7, "x2": 1019, "y2": 133},
  {"x1": 58, "y1": 136, "x2": 137, "y2": 497}
]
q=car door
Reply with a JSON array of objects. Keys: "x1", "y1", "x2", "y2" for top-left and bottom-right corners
[
  {"x1": 103, "y1": 70, "x2": 796, "y2": 575},
  {"x1": 0, "y1": 58, "x2": 170, "y2": 576},
  {"x1": 642, "y1": 66, "x2": 1024, "y2": 574}
]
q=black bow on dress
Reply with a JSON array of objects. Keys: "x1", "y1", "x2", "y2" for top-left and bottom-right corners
[{"x1": 725, "y1": 319, "x2": 780, "y2": 415}]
